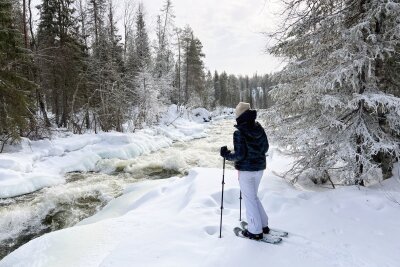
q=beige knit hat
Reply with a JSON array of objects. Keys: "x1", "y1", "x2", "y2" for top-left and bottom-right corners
[{"x1": 235, "y1": 102, "x2": 251, "y2": 118}]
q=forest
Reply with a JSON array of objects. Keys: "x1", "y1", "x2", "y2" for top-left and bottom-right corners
[{"x1": 0, "y1": 0, "x2": 273, "y2": 146}]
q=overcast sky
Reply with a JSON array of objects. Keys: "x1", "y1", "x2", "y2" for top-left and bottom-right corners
[
  {"x1": 31, "y1": 0, "x2": 285, "y2": 76},
  {"x1": 139, "y1": 0, "x2": 285, "y2": 76}
]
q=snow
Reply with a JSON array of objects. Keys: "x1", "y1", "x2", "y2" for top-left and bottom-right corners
[
  {"x1": 1, "y1": 110, "x2": 399, "y2": 266},
  {"x1": 2, "y1": 150, "x2": 400, "y2": 267},
  {"x1": 0, "y1": 105, "x2": 214, "y2": 198}
]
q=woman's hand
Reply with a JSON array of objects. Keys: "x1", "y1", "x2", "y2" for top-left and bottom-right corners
[{"x1": 220, "y1": 146, "x2": 231, "y2": 158}]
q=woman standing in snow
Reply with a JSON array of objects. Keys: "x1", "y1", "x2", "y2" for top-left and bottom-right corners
[{"x1": 220, "y1": 102, "x2": 269, "y2": 240}]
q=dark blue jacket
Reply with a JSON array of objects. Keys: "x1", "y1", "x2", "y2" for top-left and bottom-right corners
[{"x1": 225, "y1": 110, "x2": 269, "y2": 171}]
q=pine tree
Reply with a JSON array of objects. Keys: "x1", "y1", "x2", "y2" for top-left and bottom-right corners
[
  {"x1": 219, "y1": 71, "x2": 228, "y2": 106},
  {"x1": 88, "y1": 0, "x2": 106, "y2": 45},
  {"x1": 85, "y1": 0, "x2": 128, "y2": 132},
  {"x1": 36, "y1": 0, "x2": 87, "y2": 128},
  {"x1": 134, "y1": 3, "x2": 150, "y2": 72},
  {"x1": 227, "y1": 74, "x2": 240, "y2": 107},
  {"x1": 181, "y1": 25, "x2": 205, "y2": 106},
  {"x1": 154, "y1": 0, "x2": 175, "y2": 104},
  {"x1": 260, "y1": 74, "x2": 272, "y2": 108},
  {"x1": 171, "y1": 27, "x2": 183, "y2": 105},
  {"x1": 0, "y1": 0, "x2": 36, "y2": 150},
  {"x1": 154, "y1": 0, "x2": 174, "y2": 78},
  {"x1": 268, "y1": 0, "x2": 400, "y2": 184},
  {"x1": 100, "y1": 0, "x2": 125, "y2": 131},
  {"x1": 131, "y1": 2, "x2": 159, "y2": 127},
  {"x1": 213, "y1": 71, "x2": 220, "y2": 107},
  {"x1": 204, "y1": 70, "x2": 214, "y2": 108}
]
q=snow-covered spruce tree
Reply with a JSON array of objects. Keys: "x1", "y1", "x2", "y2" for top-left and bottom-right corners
[
  {"x1": 135, "y1": 66, "x2": 160, "y2": 127},
  {"x1": 132, "y1": 3, "x2": 159, "y2": 128},
  {"x1": 267, "y1": 0, "x2": 400, "y2": 185}
]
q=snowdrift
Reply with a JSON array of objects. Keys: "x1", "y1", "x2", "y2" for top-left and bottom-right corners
[{"x1": 2, "y1": 164, "x2": 400, "y2": 267}]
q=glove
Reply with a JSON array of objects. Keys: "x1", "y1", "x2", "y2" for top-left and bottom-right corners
[{"x1": 220, "y1": 146, "x2": 231, "y2": 158}]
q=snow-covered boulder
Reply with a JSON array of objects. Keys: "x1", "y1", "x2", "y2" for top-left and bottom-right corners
[{"x1": 191, "y1": 108, "x2": 212, "y2": 123}]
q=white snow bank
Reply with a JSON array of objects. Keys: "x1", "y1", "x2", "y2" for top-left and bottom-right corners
[
  {"x1": 2, "y1": 155, "x2": 400, "y2": 267},
  {"x1": 211, "y1": 106, "x2": 235, "y2": 121},
  {"x1": 0, "y1": 109, "x2": 208, "y2": 198},
  {"x1": 159, "y1": 105, "x2": 210, "y2": 125},
  {"x1": 159, "y1": 105, "x2": 234, "y2": 125}
]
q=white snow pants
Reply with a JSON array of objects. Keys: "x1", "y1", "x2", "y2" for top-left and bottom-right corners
[{"x1": 238, "y1": 170, "x2": 268, "y2": 234}]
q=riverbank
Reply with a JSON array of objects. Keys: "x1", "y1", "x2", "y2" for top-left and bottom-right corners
[
  {"x1": 0, "y1": 106, "x2": 229, "y2": 199},
  {"x1": 0, "y1": 109, "x2": 235, "y2": 260},
  {"x1": 2, "y1": 152, "x2": 400, "y2": 267}
]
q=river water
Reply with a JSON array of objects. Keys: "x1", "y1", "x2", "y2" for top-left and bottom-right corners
[{"x1": 0, "y1": 119, "x2": 237, "y2": 260}]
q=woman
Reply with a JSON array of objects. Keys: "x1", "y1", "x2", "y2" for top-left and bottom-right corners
[{"x1": 220, "y1": 102, "x2": 269, "y2": 240}]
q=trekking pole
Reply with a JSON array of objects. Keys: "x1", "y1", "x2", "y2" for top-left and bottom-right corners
[
  {"x1": 219, "y1": 157, "x2": 226, "y2": 238},
  {"x1": 239, "y1": 191, "x2": 242, "y2": 221}
]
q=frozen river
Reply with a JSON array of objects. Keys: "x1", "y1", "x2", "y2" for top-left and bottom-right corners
[{"x1": 0, "y1": 119, "x2": 237, "y2": 260}]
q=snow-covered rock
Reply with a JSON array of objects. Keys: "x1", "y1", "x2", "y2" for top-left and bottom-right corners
[{"x1": 191, "y1": 108, "x2": 212, "y2": 123}]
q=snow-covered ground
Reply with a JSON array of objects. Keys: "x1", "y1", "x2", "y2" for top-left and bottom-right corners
[
  {"x1": 0, "y1": 106, "x2": 220, "y2": 198},
  {"x1": 1, "y1": 149, "x2": 400, "y2": 267},
  {"x1": 0, "y1": 106, "x2": 236, "y2": 260},
  {"x1": 1, "y1": 106, "x2": 399, "y2": 267}
]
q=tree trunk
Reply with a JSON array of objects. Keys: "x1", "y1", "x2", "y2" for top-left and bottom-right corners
[
  {"x1": 373, "y1": 14, "x2": 393, "y2": 180},
  {"x1": 37, "y1": 89, "x2": 51, "y2": 127},
  {"x1": 355, "y1": 66, "x2": 366, "y2": 185},
  {"x1": 185, "y1": 39, "x2": 189, "y2": 103},
  {"x1": 176, "y1": 30, "x2": 181, "y2": 105},
  {"x1": 60, "y1": 88, "x2": 68, "y2": 128},
  {"x1": 92, "y1": 0, "x2": 98, "y2": 44},
  {"x1": 28, "y1": 0, "x2": 36, "y2": 49},
  {"x1": 22, "y1": 0, "x2": 28, "y2": 48}
]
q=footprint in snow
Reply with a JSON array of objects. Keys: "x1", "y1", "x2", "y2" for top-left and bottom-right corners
[{"x1": 204, "y1": 225, "x2": 218, "y2": 236}]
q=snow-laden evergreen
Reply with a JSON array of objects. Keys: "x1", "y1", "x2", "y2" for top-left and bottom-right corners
[{"x1": 268, "y1": 0, "x2": 400, "y2": 184}]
